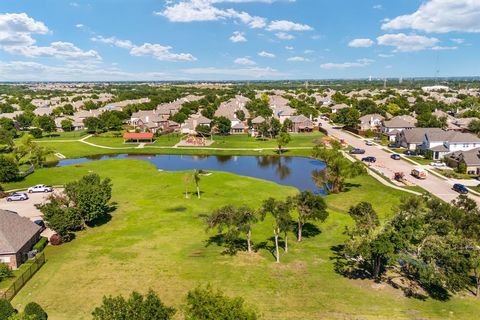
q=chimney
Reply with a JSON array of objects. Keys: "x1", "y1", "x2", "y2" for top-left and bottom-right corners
[{"x1": 146, "y1": 116, "x2": 149, "y2": 123}]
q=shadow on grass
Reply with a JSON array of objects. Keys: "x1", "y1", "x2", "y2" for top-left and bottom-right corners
[
  {"x1": 341, "y1": 182, "x2": 362, "y2": 192},
  {"x1": 86, "y1": 203, "x2": 116, "y2": 227},
  {"x1": 205, "y1": 234, "x2": 247, "y2": 256},
  {"x1": 165, "y1": 206, "x2": 187, "y2": 213},
  {"x1": 292, "y1": 222, "x2": 321, "y2": 239}
]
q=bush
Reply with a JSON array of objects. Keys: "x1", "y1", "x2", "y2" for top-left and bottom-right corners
[
  {"x1": 24, "y1": 302, "x2": 48, "y2": 320},
  {"x1": 33, "y1": 237, "x2": 48, "y2": 252},
  {"x1": 49, "y1": 234, "x2": 62, "y2": 246},
  {"x1": 0, "y1": 155, "x2": 19, "y2": 183},
  {"x1": 456, "y1": 162, "x2": 467, "y2": 174},
  {"x1": 29, "y1": 128, "x2": 43, "y2": 139},
  {"x1": 0, "y1": 299, "x2": 16, "y2": 319},
  {"x1": 0, "y1": 263, "x2": 12, "y2": 281}
]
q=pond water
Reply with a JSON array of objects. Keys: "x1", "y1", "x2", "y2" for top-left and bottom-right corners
[{"x1": 56, "y1": 154, "x2": 326, "y2": 192}]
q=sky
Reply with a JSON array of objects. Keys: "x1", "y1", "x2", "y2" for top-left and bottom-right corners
[{"x1": 0, "y1": 0, "x2": 479, "y2": 81}]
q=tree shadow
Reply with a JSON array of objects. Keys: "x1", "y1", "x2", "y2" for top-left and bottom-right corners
[
  {"x1": 329, "y1": 244, "x2": 372, "y2": 280},
  {"x1": 86, "y1": 203, "x2": 116, "y2": 227},
  {"x1": 205, "y1": 234, "x2": 247, "y2": 256},
  {"x1": 341, "y1": 182, "x2": 362, "y2": 192},
  {"x1": 293, "y1": 222, "x2": 321, "y2": 239},
  {"x1": 165, "y1": 206, "x2": 187, "y2": 213}
]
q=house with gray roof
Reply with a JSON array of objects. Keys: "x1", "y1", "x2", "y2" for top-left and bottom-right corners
[
  {"x1": 382, "y1": 115, "x2": 417, "y2": 141},
  {"x1": 0, "y1": 210, "x2": 42, "y2": 269},
  {"x1": 445, "y1": 148, "x2": 480, "y2": 175},
  {"x1": 422, "y1": 130, "x2": 480, "y2": 160},
  {"x1": 359, "y1": 114, "x2": 384, "y2": 132},
  {"x1": 290, "y1": 115, "x2": 315, "y2": 133}
]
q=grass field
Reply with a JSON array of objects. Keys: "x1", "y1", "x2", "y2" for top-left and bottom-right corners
[{"x1": 5, "y1": 159, "x2": 480, "y2": 320}]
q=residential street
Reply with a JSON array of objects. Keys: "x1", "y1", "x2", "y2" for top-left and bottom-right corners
[{"x1": 319, "y1": 119, "x2": 480, "y2": 205}]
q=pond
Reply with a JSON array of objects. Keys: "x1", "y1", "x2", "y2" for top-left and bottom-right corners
[{"x1": 55, "y1": 154, "x2": 326, "y2": 192}]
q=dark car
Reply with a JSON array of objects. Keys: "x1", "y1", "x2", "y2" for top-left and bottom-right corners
[
  {"x1": 34, "y1": 220, "x2": 46, "y2": 231},
  {"x1": 349, "y1": 148, "x2": 366, "y2": 154},
  {"x1": 362, "y1": 156, "x2": 376, "y2": 163},
  {"x1": 390, "y1": 154, "x2": 401, "y2": 160},
  {"x1": 453, "y1": 183, "x2": 469, "y2": 194},
  {"x1": 387, "y1": 143, "x2": 397, "y2": 148},
  {"x1": 404, "y1": 150, "x2": 418, "y2": 156}
]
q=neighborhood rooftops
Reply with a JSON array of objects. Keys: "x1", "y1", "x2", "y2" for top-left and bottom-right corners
[{"x1": 0, "y1": 210, "x2": 41, "y2": 255}]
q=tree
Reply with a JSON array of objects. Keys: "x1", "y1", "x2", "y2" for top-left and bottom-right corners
[
  {"x1": 24, "y1": 302, "x2": 48, "y2": 320},
  {"x1": 83, "y1": 117, "x2": 103, "y2": 133},
  {"x1": 312, "y1": 144, "x2": 365, "y2": 193},
  {"x1": 347, "y1": 202, "x2": 379, "y2": 235},
  {"x1": 0, "y1": 155, "x2": 19, "y2": 182},
  {"x1": 195, "y1": 125, "x2": 211, "y2": 136},
  {"x1": 276, "y1": 132, "x2": 291, "y2": 153},
  {"x1": 185, "y1": 285, "x2": 257, "y2": 320},
  {"x1": 0, "y1": 263, "x2": 13, "y2": 281},
  {"x1": 170, "y1": 111, "x2": 188, "y2": 124},
  {"x1": 334, "y1": 107, "x2": 360, "y2": 127},
  {"x1": 183, "y1": 173, "x2": 192, "y2": 198},
  {"x1": 193, "y1": 170, "x2": 201, "y2": 199},
  {"x1": 269, "y1": 118, "x2": 281, "y2": 138},
  {"x1": 35, "y1": 115, "x2": 56, "y2": 135},
  {"x1": 215, "y1": 116, "x2": 231, "y2": 135},
  {"x1": 61, "y1": 118, "x2": 74, "y2": 132},
  {"x1": 64, "y1": 173, "x2": 113, "y2": 224},
  {"x1": 206, "y1": 205, "x2": 258, "y2": 253},
  {"x1": 92, "y1": 290, "x2": 175, "y2": 320},
  {"x1": 468, "y1": 119, "x2": 480, "y2": 135},
  {"x1": 282, "y1": 118, "x2": 293, "y2": 132},
  {"x1": 0, "y1": 299, "x2": 15, "y2": 320},
  {"x1": 294, "y1": 190, "x2": 328, "y2": 242},
  {"x1": 235, "y1": 110, "x2": 246, "y2": 121},
  {"x1": 261, "y1": 198, "x2": 293, "y2": 262},
  {"x1": 37, "y1": 194, "x2": 82, "y2": 241}
]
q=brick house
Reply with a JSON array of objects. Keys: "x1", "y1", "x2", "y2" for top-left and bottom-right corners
[{"x1": 0, "y1": 210, "x2": 42, "y2": 269}]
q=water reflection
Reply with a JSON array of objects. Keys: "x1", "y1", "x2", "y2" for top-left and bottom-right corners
[{"x1": 55, "y1": 154, "x2": 326, "y2": 192}]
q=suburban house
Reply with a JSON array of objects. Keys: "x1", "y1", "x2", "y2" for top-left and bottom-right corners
[
  {"x1": 397, "y1": 128, "x2": 441, "y2": 150},
  {"x1": 421, "y1": 130, "x2": 480, "y2": 160},
  {"x1": 250, "y1": 116, "x2": 266, "y2": 136},
  {"x1": 445, "y1": 148, "x2": 480, "y2": 175},
  {"x1": 453, "y1": 117, "x2": 477, "y2": 131},
  {"x1": 359, "y1": 114, "x2": 384, "y2": 132},
  {"x1": 214, "y1": 96, "x2": 251, "y2": 121},
  {"x1": 0, "y1": 210, "x2": 42, "y2": 270},
  {"x1": 330, "y1": 103, "x2": 350, "y2": 113},
  {"x1": 181, "y1": 114, "x2": 212, "y2": 134},
  {"x1": 33, "y1": 107, "x2": 53, "y2": 116},
  {"x1": 269, "y1": 95, "x2": 295, "y2": 124},
  {"x1": 290, "y1": 115, "x2": 315, "y2": 133},
  {"x1": 231, "y1": 122, "x2": 247, "y2": 134},
  {"x1": 130, "y1": 110, "x2": 172, "y2": 133},
  {"x1": 382, "y1": 115, "x2": 417, "y2": 141}
]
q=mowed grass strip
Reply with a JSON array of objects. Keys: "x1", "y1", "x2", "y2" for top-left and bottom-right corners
[{"x1": 6, "y1": 160, "x2": 480, "y2": 320}]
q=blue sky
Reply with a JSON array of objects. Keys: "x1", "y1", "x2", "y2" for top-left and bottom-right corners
[{"x1": 0, "y1": 0, "x2": 479, "y2": 81}]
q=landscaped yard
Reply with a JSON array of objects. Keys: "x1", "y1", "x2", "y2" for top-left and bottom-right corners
[
  {"x1": 210, "y1": 132, "x2": 325, "y2": 149},
  {"x1": 6, "y1": 159, "x2": 480, "y2": 320}
]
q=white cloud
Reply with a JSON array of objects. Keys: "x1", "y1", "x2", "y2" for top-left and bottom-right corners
[
  {"x1": 234, "y1": 57, "x2": 256, "y2": 65},
  {"x1": 451, "y1": 38, "x2": 465, "y2": 44},
  {"x1": 378, "y1": 53, "x2": 394, "y2": 58},
  {"x1": 303, "y1": 49, "x2": 314, "y2": 54},
  {"x1": 320, "y1": 58, "x2": 374, "y2": 70},
  {"x1": 230, "y1": 31, "x2": 247, "y2": 42},
  {"x1": 131, "y1": 43, "x2": 197, "y2": 62},
  {"x1": 5, "y1": 41, "x2": 101, "y2": 60},
  {"x1": 381, "y1": 0, "x2": 480, "y2": 33},
  {"x1": 287, "y1": 56, "x2": 310, "y2": 62},
  {"x1": 348, "y1": 38, "x2": 374, "y2": 48},
  {"x1": 157, "y1": 0, "x2": 266, "y2": 28},
  {"x1": 258, "y1": 50, "x2": 275, "y2": 58},
  {"x1": 431, "y1": 45, "x2": 458, "y2": 51},
  {"x1": 0, "y1": 13, "x2": 49, "y2": 47},
  {"x1": 377, "y1": 33, "x2": 439, "y2": 52},
  {"x1": 91, "y1": 35, "x2": 134, "y2": 49},
  {"x1": 373, "y1": 4, "x2": 382, "y2": 10},
  {"x1": 275, "y1": 32, "x2": 294, "y2": 40},
  {"x1": 285, "y1": 46, "x2": 293, "y2": 50},
  {"x1": 75, "y1": 24, "x2": 84, "y2": 28},
  {"x1": 266, "y1": 20, "x2": 313, "y2": 31}
]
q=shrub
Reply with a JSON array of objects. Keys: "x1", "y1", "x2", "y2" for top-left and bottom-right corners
[
  {"x1": 0, "y1": 263, "x2": 12, "y2": 281},
  {"x1": 0, "y1": 155, "x2": 19, "y2": 183},
  {"x1": 24, "y1": 302, "x2": 48, "y2": 320},
  {"x1": 456, "y1": 161, "x2": 467, "y2": 174},
  {"x1": 0, "y1": 299, "x2": 16, "y2": 319},
  {"x1": 49, "y1": 234, "x2": 62, "y2": 246},
  {"x1": 33, "y1": 237, "x2": 48, "y2": 252},
  {"x1": 29, "y1": 128, "x2": 43, "y2": 139}
]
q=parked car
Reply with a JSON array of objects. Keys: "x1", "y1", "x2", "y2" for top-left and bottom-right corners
[
  {"x1": 453, "y1": 183, "x2": 469, "y2": 194},
  {"x1": 411, "y1": 167, "x2": 428, "y2": 179},
  {"x1": 362, "y1": 156, "x2": 376, "y2": 163},
  {"x1": 365, "y1": 140, "x2": 374, "y2": 146},
  {"x1": 28, "y1": 184, "x2": 53, "y2": 193},
  {"x1": 387, "y1": 143, "x2": 397, "y2": 148},
  {"x1": 404, "y1": 150, "x2": 418, "y2": 156},
  {"x1": 349, "y1": 148, "x2": 366, "y2": 154},
  {"x1": 430, "y1": 161, "x2": 446, "y2": 168},
  {"x1": 34, "y1": 219, "x2": 46, "y2": 231},
  {"x1": 391, "y1": 154, "x2": 401, "y2": 160},
  {"x1": 6, "y1": 192, "x2": 29, "y2": 202}
]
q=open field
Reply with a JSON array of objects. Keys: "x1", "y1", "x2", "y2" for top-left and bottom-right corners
[{"x1": 5, "y1": 159, "x2": 480, "y2": 320}]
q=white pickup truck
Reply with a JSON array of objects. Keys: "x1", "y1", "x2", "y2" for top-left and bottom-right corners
[{"x1": 28, "y1": 184, "x2": 53, "y2": 193}]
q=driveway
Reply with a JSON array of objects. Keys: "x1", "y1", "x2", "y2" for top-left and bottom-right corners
[
  {"x1": 319, "y1": 119, "x2": 480, "y2": 205},
  {"x1": 0, "y1": 190, "x2": 61, "y2": 238}
]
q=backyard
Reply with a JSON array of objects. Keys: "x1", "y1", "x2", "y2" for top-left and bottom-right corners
[{"x1": 5, "y1": 159, "x2": 480, "y2": 320}]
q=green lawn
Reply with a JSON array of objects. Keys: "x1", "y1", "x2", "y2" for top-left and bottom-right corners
[
  {"x1": 84, "y1": 136, "x2": 139, "y2": 148},
  {"x1": 34, "y1": 130, "x2": 88, "y2": 140},
  {"x1": 6, "y1": 160, "x2": 480, "y2": 320},
  {"x1": 210, "y1": 133, "x2": 324, "y2": 149}
]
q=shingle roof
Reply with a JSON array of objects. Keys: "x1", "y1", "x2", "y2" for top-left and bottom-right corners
[
  {"x1": 0, "y1": 210, "x2": 41, "y2": 254},
  {"x1": 447, "y1": 148, "x2": 480, "y2": 166},
  {"x1": 402, "y1": 128, "x2": 443, "y2": 144},
  {"x1": 383, "y1": 116, "x2": 416, "y2": 128}
]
